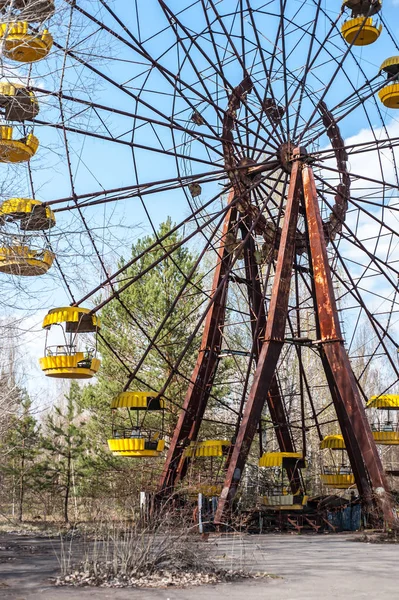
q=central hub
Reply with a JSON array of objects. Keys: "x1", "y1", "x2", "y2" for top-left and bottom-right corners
[{"x1": 279, "y1": 143, "x2": 309, "y2": 173}]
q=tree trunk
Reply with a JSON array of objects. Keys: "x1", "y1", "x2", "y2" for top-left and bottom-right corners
[
  {"x1": 18, "y1": 442, "x2": 25, "y2": 522},
  {"x1": 64, "y1": 451, "x2": 71, "y2": 524}
]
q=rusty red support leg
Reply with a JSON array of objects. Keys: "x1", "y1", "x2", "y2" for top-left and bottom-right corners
[
  {"x1": 214, "y1": 157, "x2": 303, "y2": 525},
  {"x1": 157, "y1": 200, "x2": 236, "y2": 496},
  {"x1": 238, "y1": 221, "x2": 302, "y2": 493},
  {"x1": 302, "y1": 164, "x2": 395, "y2": 525}
]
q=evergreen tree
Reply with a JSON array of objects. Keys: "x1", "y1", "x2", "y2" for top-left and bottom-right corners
[
  {"x1": 79, "y1": 218, "x2": 239, "y2": 507},
  {"x1": 1, "y1": 392, "x2": 40, "y2": 521},
  {"x1": 83, "y1": 217, "x2": 204, "y2": 437},
  {"x1": 41, "y1": 382, "x2": 88, "y2": 523}
]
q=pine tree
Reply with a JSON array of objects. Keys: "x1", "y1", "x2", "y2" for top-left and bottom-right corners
[
  {"x1": 83, "y1": 217, "x2": 204, "y2": 436},
  {"x1": 41, "y1": 382, "x2": 88, "y2": 524},
  {"x1": 1, "y1": 392, "x2": 40, "y2": 521},
  {"x1": 79, "y1": 218, "x2": 240, "y2": 506}
]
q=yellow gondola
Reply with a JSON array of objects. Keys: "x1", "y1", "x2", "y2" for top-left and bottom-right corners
[
  {"x1": 0, "y1": 82, "x2": 39, "y2": 121},
  {"x1": 367, "y1": 394, "x2": 399, "y2": 444},
  {"x1": 258, "y1": 452, "x2": 307, "y2": 510},
  {"x1": 320, "y1": 469, "x2": 356, "y2": 489},
  {"x1": 0, "y1": 198, "x2": 55, "y2": 276},
  {"x1": 0, "y1": 21, "x2": 52, "y2": 62},
  {"x1": 0, "y1": 198, "x2": 55, "y2": 230},
  {"x1": 186, "y1": 484, "x2": 222, "y2": 499},
  {"x1": 378, "y1": 57, "x2": 399, "y2": 108},
  {"x1": 183, "y1": 439, "x2": 230, "y2": 458},
  {"x1": 367, "y1": 394, "x2": 399, "y2": 409},
  {"x1": 341, "y1": 1, "x2": 382, "y2": 46},
  {"x1": 320, "y1": 434, "x2": 346, "y2": 450},
  {"x1": 258, "y1": 451, "x2": 305, "y2": 468},
  {"x1": 0, "y1": 126, "x2": 38, "y2": 163},
  {"x1": 177, "y1": 439, "x2": 231, "y2": 498},
  {"x1": 39, "y1": 307, "x2": 101, "y2": 379},
  {"x1": 0, "y1": 244, "x2": 53, "y2": 275},
  {"x1": 320, "y1": 433, "x2": 355, "y2": 489},
  {"x1": 108, "y1": 391, "x2": 165, "y2": 457}
]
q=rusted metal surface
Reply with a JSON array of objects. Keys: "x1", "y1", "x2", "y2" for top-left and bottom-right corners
[
  {"x1": 262, "y1": 97, "x2": 285, "y2": 126},
  {"x1": 221, "y1": 77, "x2": 302, "y2": 494},
  {"x1": 318, "y1": 101, "x2": 350, "y2": 244},
  {"x1": 302, "y1": 164, "x2": 395, "y2": 525},
  {"x1": 235, "y1": 218, "x2": 302, "y2": 494},
  {"x1": 158, "y1": 201, "x2": 236, "y2": 495},
  {"x1": 214, "y1": 157, "x2": 303, "y2": 525},
  {"x1": 222, "y1": 75, "x2": 269, "y2": 231}
]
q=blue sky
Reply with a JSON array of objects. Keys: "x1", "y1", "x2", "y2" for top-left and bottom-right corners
[{"x1": 2, "y1": 0, "x2": 399, "y2": 402}]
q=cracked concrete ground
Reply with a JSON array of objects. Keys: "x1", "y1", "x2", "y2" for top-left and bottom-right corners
[{"x1": 0, "y1": 532, "x2": 398, "y2": 599}]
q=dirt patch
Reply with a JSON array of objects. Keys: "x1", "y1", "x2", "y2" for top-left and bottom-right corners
[
  {"x1": 353, "y1": 532, "x2": 399, "y2": 544},
  {"x1": 54, "y1": 568, "x2": 270, "y2": 588}
]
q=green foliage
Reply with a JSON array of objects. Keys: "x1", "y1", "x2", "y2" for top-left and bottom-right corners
[
  {"x1": 1, "y1": 391, "x2": 40, "y2": 521},
  {"x1": 40, "y1": 382, "x2": 88, "y2": 523},
  {"x1": 0, "y1": 219, "x2": 247, "y2": 520},
  {"x1": 83, "y1": 217, "x2": 203, "y2": 438}
]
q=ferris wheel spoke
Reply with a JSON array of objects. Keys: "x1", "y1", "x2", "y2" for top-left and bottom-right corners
[
  {"x1": 314, "y1": 163, "x2": 399, "y2": 193},
  {"x1": 284, "y1": 6, "x2": 342, "y2": 122},
  {"x1": 157, "y1": 3, "x2": 232, "y2": 138},
  {"x1": 98, "y1": 329, "x2": 237, "y2": 418},
  {"x1": 297, "y1": 11, "x2": 381, "y2": 144},
  {"x1": 97, "y1": 0, "x2": 282, "y2": 154},
  {"x1": 74, "y1": 184, "x2": 235, "y2": 307},
  {"x1": 277, "y1": 0, "x2": 290, "y2": 140},
  {"x1": 309, "y1": 136, "x2": 399, "y2": 162},
  {"x1": 354, "y1": 293, "x2": 399, "y2": 382},
  {"x1": 65, "y1": 3, "x2": 231, "y2": 144},
  {"x1": 320, "y1": 190, "x2": 399, "y2": 286},
  {"x1": 46, "y1": 168, "x2": 230, "y2": 211},
  {"x1": 291, "y1": 0, "x2": 323, "y2": 140},
  {"x1": 314, "y1": 175, "x2": 399, "y2": 242},
  {"x1": 25, "y1": 160, "x2": 78, "y2": 305},
  {"x1": 110, "y1": 252, "x2": 241, "y2": 411},
  {"x1": 331, "y1": 249, "x2": 399, "y2": 383},
  {"x1": 381, "y1": 15, "x2": 399, "y2": 54},
  {"x1": 28, "y1": 84, "x2": 240, "y2": 161},
  {"x1": 199, "y1": 0, "x2": 254, "y2": 155},
  {"x1": 151, "y1": 170, "x2": 289, "y2": 404},
  {"x1": 204, "y1": 0, "x2": 287, "y2": 150},
  {"x1": 34, "y1": 114, "x2": 225, "y2": 168},
  {"x1": 244, "y1": 0, "x2": 287, "y2": 147},
  {"x1": 158, "y1": 0, "x2": 282, "y2": 152},
  {"x1": 303, "y1": 77, "x2": 382, "y2": 147},
  {"x1": 302, "y1": 2, "x2": 397, "y2": 160}
]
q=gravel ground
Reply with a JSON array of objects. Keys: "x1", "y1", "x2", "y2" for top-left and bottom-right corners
[{"x1": 0, "y1": 531, "x2": 398, "y2": 599}]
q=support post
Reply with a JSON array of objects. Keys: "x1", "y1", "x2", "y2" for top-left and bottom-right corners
[
  {"x1": 158, "y1": 200, "x2": 236, "y2": 496},
  {"x1": 238, "y1": 220, "x2": 302, "y2": 493},
  {"x1": 302, "y1": 164, "x2": 395, "y2": 526},
  {"x1": 214, "y1": 157, "x2": 303, "y2": 524}
]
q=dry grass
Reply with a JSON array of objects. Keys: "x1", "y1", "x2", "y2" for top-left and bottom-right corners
[{"x1": 54, "y1": 507, "x2": 269, "y2": 588}]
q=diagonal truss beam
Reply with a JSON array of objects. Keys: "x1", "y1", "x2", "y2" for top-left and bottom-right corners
[
  {"x1": 239, "y1": 218, "x2": 302, "y2": 494},
  {"x1": 158, "y1": 184, "x2": 303, "y2": 497},
  {"x1": 158, "y1": 202, "x2": 237, "y2": 495},
  {"x1": 214, "y1": 155, "x2": 303, "y2": 524},
  {"x1": 302, "y1": 165, "x2": 395, "y2": 526}
]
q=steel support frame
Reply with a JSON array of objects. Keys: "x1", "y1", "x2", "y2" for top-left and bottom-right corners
[
  {"x1": 239, "y1": 219, "x2": 302, "y2": 494},
  {"x1": 214, "y1": 157, "x2": 303, "y2": 524},
  {"x1": 158, "y1": 202, "x2": 237, "y2": 494},
  {"x1": 214, "y1": 159, "x2": 395, "y2": 525},
  {"x1": 158, "y1": 188, "x2": 302, "y2": 496},
  {"x1": 302, "y1": 165, "x2": 394, "y2": 525}
]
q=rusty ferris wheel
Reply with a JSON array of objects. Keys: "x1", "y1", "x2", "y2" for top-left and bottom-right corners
[{"x1": 1, "y1": 0, "x2": 399, "y2": 524}]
